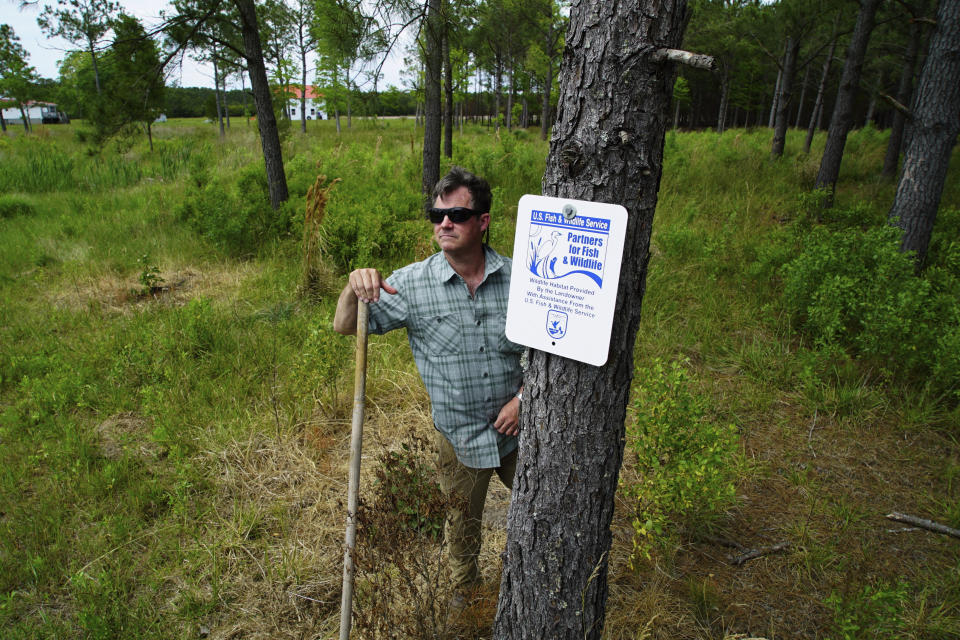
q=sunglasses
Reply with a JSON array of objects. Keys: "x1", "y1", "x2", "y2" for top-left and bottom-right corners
[{"x1": 426, "y1": 207, "x2": 484, "y2": 224}]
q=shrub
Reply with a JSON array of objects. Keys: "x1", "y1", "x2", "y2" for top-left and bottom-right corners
[
  {"x1": 623, "y1": 359, "x2": 740, "y2": 564},
  {"x1": 0, "y1": 195, "x2": 37, "y2": 218},
  {"x1": 825, "y1": 580, "x2": 909, "y2": 640},
  {"x1": 353, "y1": 436, "x2": 459, "y2": 639},
  {"x1": 779, "y1": 223, "x2": 960, "y2": 397},
  {"x1": 176, "y1": 163, "x2": 293, "y2": 255}
]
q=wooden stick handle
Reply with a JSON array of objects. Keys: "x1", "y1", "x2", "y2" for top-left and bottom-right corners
[{"x1": 339, "y1": 301, "x2": 369, "y2": 640}]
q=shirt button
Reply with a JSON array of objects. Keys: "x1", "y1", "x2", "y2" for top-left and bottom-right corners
[
  {"x1": 483, "y1": 372, "x2": 488, "y2": 378},
  {"x1": 479, "y1": 346, "x2": 484, "y2": 353},
  {"x1": 486, "y1": 396, "x2": 491, "y2": 401},
  {"x1": 476, "y1": 320, "x2": 481, "y2": 326}
]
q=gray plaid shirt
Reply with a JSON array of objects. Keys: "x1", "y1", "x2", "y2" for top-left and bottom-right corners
[{"x1": 367, "y1": 247, "x2": 524, "y2": 468}]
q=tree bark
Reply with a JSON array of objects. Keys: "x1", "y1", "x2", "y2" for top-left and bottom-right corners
[
  {"x1": 771, "y1": 36, "x2": 800, "y2": 158},
  {"x1": 213, "y1": 52, "x2": 225, "y2": 139},
  {"x1": 493, "y1": 0, "x2": 688, "y2": 637},
  {"x1": 18, "y1": 104, "x2": 29, "y2": 133},
  {"x1": 234, "y1": 0, "x2": 289, "y2": 209},
  {"x1": 443, "y1": 19, "x2": 453, "y2": 159},
  {"x1": 222, "y1": 72, "x2": 231, "y2": 129},
  {"x1": 89, "y1": 36, "x2": 102, "y2": 96},
  {"x1": 769, "y1": 66, "x2": 782, "y2": 128},
  {"x1": 795, "y1": 63, "x2": 810, "y2": 128},
  {"x1": 717, "y1": 66, "x2": 729, "y2": 134},
  {"x1": 805, "y1": 34, "x2": 837, "y2": 153},
  {"x1": 540, "y1": 57, "x2": 553, "y2": 140},
  {"x1": 422, "y1": 0, "x2": 443, "y2": 196},
  {"x1": 889, "y1": 0, "x2": 960, "y2": 267},
  {"x1": 301, "y1": 49, "x2": 308, "y2": 134},
  {"x1": 494, "y1": 53, "x2": 503, "y2": 130},
  {"x1": 506, "y1": 64, "x2": 514, "y2": 129},
  {"x1": 882, "y1": 20, "x2": 923, "y2": 177},
  {"x1": 815, "y1": 0, "x2": 882, "y2": 197}
]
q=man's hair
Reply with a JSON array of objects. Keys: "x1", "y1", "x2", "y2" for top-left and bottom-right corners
[{"x1": 432, "y1": 166, "x2": 492, "y2": 214}]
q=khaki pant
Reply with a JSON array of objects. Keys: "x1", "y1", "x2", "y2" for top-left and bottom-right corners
[{"x1": 435, "y1": 431, "x2": 517, "y2": 590}]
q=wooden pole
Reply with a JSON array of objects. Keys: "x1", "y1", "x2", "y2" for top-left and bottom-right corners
[{"x1": 339, "y1": 301, "x2": 369, "y2": 640}]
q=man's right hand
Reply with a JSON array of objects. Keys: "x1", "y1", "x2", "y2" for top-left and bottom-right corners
[
  {"x1": 333, "y1": 268, "x2": 399, "y2": 335},
  {"x1": 348, "y1": 268, "x2": 398, "y2": 303}
]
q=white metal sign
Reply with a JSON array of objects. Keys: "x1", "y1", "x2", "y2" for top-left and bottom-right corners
[{"x1": 505, "y1": 194, "x2": 628, "y2": 366}]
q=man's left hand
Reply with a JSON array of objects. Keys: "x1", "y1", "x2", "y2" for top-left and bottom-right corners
[{"x1": 493, "y1": 396, "x2": 521, "y2": 436}]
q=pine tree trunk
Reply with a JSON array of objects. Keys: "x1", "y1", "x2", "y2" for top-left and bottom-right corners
[
  {"x1": 717, "y1": 67, "x2": 729, "y2": 134},
  {"x1": 443, "y1": 22, "x2": 453, "y2": 158},
  {"x1": 235, "y1": 0, "x2": 289, "y2": 209},
  {"x1": 493, "y1": 0, "x2": 688, "y2": 636},
  {"x1": 213, "y1": 53, "x2": 225, "y2": 139},
  {"x1": 495, "y1": 55, "x2": 503, "y2": 130},
  {"x1": 223, "y1": 75, "x2": 231, "y2": 129},
  {"x1": 422, "y1": 0, "x2": 443, "y2": 196},
  {"x1": 540, "y1": 59, "x2": 553, "y2": 140},
  {"x1": 89, "y1": 39, "x2": 102, "y2": 96},
  {"x1": 771, "y1": 37, "x2": 799, "y2": 158},
  {"x1": 815, "y1": 0, "x2": 882, "y2": 197},
  {"x1": 795, "y1": 63, "x2": 810, "y2": 128},
  {"x1": 863, "y1": 79, "x2": 877, "y2": 126},
  {"x1": 882, "y1": 20, "x2": 923, "y2": 177},
  {"x1": 506, "y1": 65, "x2": 514, "y2": 129},
  {"x1": 889, "y1": 0, "x2": 960, "y2": 267},
  {"x1": 301, "y1": 50, "x2": 308, "y2": 134},
  {"x1": 804, "y1": 36, "x2": 836, "y2": 154},
  {"x1": 769, "y1": 66, "x2": 782, "y2": 128}
]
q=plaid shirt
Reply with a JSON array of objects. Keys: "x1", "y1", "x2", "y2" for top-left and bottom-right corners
[{"x1": 367, "y1": 247, "x2": 524, "y2": 468}]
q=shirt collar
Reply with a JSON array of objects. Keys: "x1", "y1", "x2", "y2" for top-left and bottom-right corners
[{"x1": 432, "y1": 245, "x2": 505, "y2": 284}]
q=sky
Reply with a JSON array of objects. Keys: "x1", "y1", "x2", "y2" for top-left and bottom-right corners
[{"x1": 5, "y1": 0, "x2": 408, "y2": 90}]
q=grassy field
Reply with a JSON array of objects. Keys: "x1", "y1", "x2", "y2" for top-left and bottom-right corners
[{"x1": 1, "y1": 117, "x2": 958, "y2": 639}]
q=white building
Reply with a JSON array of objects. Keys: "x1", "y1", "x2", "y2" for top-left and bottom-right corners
[
  {"x1": 1, "y1": 100, "x2": 69, "y2": 125},
  {"x1": 285, "y1": 86, "x2": 326, "y2": 120}
]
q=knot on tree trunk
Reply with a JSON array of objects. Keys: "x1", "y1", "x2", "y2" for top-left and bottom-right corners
[{"x1": 559, "y1": 139, "x2": 586, "y2": 177}]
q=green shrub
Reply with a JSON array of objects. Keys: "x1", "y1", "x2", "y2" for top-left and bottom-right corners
[
  {"x1": 779, "y1": 223, "x2": 960, "y2": 397},
  {"x1": 825, "y1": 580, "x2": 909, "y2": 640},
  {"x1": 176, "y1": 163, "x2": 292, "y2": 255},
  {"x1": 623, "y1": 359, "x2": 740, "y2": 564},
  {"x1": 0, "y1": 195, "x2": 37, "y2": 218}
]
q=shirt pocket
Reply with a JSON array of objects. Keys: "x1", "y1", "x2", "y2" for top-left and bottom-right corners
[
  {"x1": 494, "y1": 312, "x2": 525, "y2": 355},
  {"x1": 416, "y1": 312, "x2": 463, "y2": 356}
]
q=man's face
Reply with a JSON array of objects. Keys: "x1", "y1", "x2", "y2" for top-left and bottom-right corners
[{"x1": 432, "y1": 185, "x2": 489, "y2": 256}]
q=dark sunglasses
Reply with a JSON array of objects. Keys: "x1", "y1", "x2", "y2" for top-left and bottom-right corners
[{"x1": 426, "y1": 207, "x2": 484, "y2": 224}]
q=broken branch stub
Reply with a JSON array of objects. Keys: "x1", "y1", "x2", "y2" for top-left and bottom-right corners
[{"x1": 652, "y1": 48, "x2": 717, "y2": 71}]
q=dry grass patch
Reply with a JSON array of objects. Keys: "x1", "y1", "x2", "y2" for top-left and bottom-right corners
[{"x1": 47, "y1": 262, "x2": 264, "y2": 312}]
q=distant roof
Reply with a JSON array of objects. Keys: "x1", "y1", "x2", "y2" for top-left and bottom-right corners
[
  {"x1": 0, "y1": 99, "x2": 58, "y2": 107},
  {"x1": 286, "y1": 85, "x2": 323, "y2": 100}
]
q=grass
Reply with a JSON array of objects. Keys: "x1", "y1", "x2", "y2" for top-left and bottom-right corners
[{"x1": 1, "y1": 116, "x2": 958, "y2": 639}]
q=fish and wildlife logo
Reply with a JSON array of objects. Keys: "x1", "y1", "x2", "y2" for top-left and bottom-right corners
[{"x1": 546, "y1": 310, "x2": 568, "y2": 339}]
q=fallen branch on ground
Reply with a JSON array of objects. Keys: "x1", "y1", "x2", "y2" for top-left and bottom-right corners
[
  {"x1": 885, "y1": 512, "x2": 960, "y2": 540},
  {"x1": 698, "y1": 534, "x2": 749, "y2": 552},
  {"x1": 729, "y1": 542, "x2": 791, "y2": 566}
]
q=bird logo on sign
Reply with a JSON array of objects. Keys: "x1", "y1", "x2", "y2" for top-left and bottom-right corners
[{"x1": 546, "y1": 310, "x2": 568, "y2": 339}]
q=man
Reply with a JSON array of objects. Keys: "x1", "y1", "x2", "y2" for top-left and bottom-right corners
[{"x1": 333, "y1": 166, "x2": 524, "y2": 600}]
